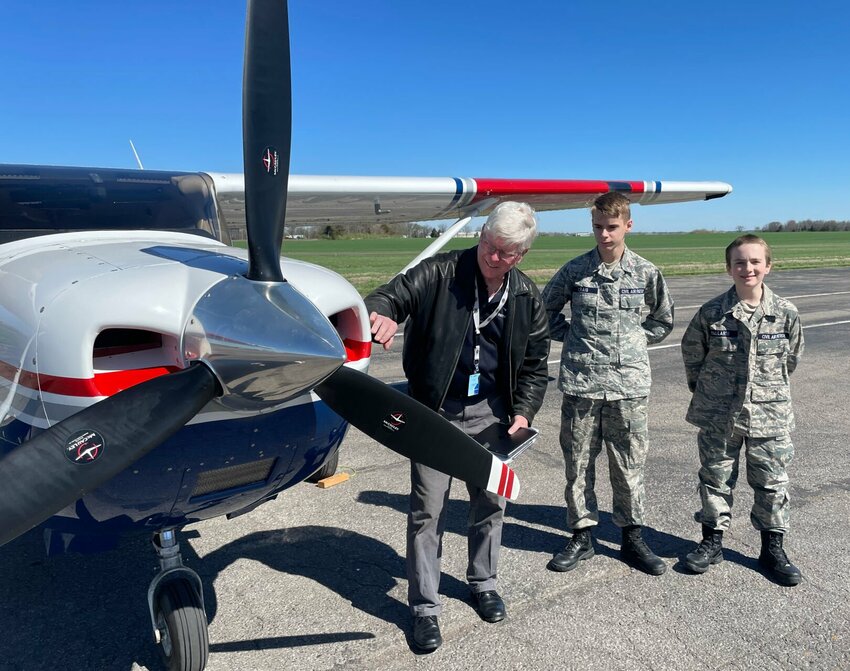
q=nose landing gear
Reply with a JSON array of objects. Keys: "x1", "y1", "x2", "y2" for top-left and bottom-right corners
[{"x1": 147, "y1": 529, "x2": 209, "y2": 671}]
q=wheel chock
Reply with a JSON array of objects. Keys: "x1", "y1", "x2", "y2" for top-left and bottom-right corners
[{"x1": 316, "y1": 472, "x2": 350, "y2": 489}]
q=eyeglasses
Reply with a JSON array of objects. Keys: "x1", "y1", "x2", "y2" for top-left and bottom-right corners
[{"x1": 479, "y1": 237, "x2": 525, "y2": 262}]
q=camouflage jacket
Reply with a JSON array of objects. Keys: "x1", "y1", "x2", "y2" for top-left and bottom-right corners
[
  {"x1": 682, "y1": 284, "x2": 804, "y2": 437},
  {"x1": 542, "y1": 247, "x2": 674, "y2": 399}
]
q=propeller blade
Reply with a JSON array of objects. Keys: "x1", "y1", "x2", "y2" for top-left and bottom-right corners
[
  {"x1": 315, "y1": 366, "x2": 520, "y2": 501},
  {"x1": 0, "y1": 363, "x2": 220, "y2": 546},
  {"x1": 243, "y1": 0, "x2": 292, "y2": 282}
]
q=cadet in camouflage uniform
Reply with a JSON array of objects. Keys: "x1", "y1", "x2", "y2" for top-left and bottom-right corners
[
  {"x1": 542, "y1": 192, "x2": 673, "y2": 576},
  {"x1": 682, "y1": 234, "x2": 804, "y2": 586}
]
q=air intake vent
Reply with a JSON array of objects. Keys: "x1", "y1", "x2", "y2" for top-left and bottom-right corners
[{"x1": 191, "y1": 458, "x2": 276, "y2": 499}]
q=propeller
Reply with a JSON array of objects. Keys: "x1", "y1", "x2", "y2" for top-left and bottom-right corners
[{"x1": 0, "y1": 0, "x2": 519, "y2": 547}]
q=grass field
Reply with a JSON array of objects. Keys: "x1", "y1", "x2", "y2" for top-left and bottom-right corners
[{"x1": 242, "y1": 231, "x2": 850, "y2": 296}]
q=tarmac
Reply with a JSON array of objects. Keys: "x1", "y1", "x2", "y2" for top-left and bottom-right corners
[{"x1": 0, "y1": 267, "x2": 848, "y2": 671}]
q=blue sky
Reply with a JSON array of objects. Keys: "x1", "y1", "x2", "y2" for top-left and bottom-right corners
[{"x1": 2, "y1": 1, "x2": 848, "y2": 233}]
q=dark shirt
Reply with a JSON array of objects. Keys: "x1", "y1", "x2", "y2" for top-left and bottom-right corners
[{"x1": 447, "y1": 276, "x2": 506, "y2": 401}]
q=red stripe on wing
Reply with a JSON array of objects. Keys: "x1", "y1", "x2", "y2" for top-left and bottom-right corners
[
  {"x1": 472, "y1": 178, "x2": 645, "y2": 197},
  {"x1": 471, "y1": 178, "x2": 646, "y2": 211}
]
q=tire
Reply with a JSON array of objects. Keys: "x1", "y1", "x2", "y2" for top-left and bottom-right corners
[
  {"x1": 155, "y1": 579, "x2": 209, "y2": 671},
  {"x1": 306, "y1": 449, "x2": 339, "y2": 483}
]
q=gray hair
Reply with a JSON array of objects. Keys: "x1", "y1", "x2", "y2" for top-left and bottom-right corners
[{"x1": 481, "y1": 201, "x2": 538, "y2": 251}]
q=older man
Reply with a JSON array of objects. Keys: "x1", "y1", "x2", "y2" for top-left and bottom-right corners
[{"x1": 367, "y1": 201, "x2": 549, "y2": 652}]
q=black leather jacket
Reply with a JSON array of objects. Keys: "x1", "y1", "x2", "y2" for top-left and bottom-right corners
[{"x1": 365, "y1": 246, "x2": 550, "y2": 422}]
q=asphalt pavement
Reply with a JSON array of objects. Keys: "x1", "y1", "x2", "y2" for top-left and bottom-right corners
[{"x1": 1, "y1": 267, "x2": 848, "y2": 671}]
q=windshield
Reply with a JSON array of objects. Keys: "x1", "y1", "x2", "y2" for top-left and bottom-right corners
[{"x1": 0, "y1": 165, "x2": 227, "y2": 244}]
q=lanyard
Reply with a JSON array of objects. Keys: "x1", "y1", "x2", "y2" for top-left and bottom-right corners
[{"x1": 471, "y1": 277, "x2": 508, "y2": 373}]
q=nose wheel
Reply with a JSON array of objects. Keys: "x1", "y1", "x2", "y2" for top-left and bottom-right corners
[
  {"x1": 155, "y1": 579, "x2": 209, "y2": 671},
  {"x1": 148, "y1": 529, "x2": 209, "y2": 671}
]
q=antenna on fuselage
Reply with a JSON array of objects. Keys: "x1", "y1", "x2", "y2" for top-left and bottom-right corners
[{"x1": 129, "y1": 140, "x2": 145, "y2": 170}]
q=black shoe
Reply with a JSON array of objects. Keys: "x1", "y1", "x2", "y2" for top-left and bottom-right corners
[
  {"x1": 547, "y1": 528, "x2": 595, "y2": 572},
  {"x1": 684, "y1": 525, "x2": 724, "y2": 574},
  {"x1": 759, "y1": 530, "x2": 802, "y2": 586},
  {"x1": 621, "y1": 525, "x2": 666, "y2": 576},
  {"x1": 412, "y1": 615, "x2": 442, "y2": 652},
  {"x1": 473, "y1": 590, "x2": 506, "y2": 623}
]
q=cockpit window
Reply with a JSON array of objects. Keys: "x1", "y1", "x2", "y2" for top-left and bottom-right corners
[{"x1": 0, "y1": 166, "x2": 225, "y2": 244}]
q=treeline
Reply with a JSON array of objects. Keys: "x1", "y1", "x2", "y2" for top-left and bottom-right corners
[
  {"x1": 287, "y1": 222, "x2": 444, "y2": 240},
  {"x1": 760, "y1": 220, "x2": 850, "y2": 232},
  {"x1": 249, "y1": 218, "x2": 850, "y2": 242}
]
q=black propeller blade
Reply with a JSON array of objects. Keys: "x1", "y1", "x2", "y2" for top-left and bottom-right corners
[
  {"x1": 0, "y1": 364, "x2": 219, "y2": 546},
  {"x1": 315, "y1": 366, "x2": 519, "y2": 500},
  {"x1": 243, "y1": 0, "x2": 292, "y2": 283}
]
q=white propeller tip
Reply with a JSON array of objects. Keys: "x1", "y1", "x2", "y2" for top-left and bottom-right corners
[{"x1": 486, "y1": 457, "x2": 520, "y2": 501}]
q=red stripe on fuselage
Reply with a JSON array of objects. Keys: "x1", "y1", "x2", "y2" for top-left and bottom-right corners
[
  {"x1": 0, "y1": 359, "x2": 177, "y2": 398},
  {"x1": 343, "y1": 338, "x2": 371, "y2": 362},
  {"x1": 0, "y1": 338, "x2": 371, "y2": 400}
]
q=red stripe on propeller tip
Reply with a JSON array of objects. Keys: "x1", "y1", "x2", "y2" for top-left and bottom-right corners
[{"x1": 497, "y1": 462, "x2": 508, "y2": 496}]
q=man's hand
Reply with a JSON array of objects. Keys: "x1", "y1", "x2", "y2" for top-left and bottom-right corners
[
  {"x1": 370, "y1": 311, "x2": 398, "y2": 351},
  {"x1": 507, "y1": 415, "x2": 529, "y2": 434}
]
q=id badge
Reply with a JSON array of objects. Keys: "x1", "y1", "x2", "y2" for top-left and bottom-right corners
[{"x1": 467, "y1": 373, "x2": 480, "y2": 397}]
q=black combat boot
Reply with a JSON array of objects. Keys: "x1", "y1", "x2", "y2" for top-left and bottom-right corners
[
  {"x1": 759, "y1": 530, "x2": 802, "y2": 586},
  {"x1": 684, "y1": 525, "x2": 724, "y2": 574},
  {"x1": 621, "y1": 525, "x2": 666, "y2": 575},
  {"x1": 547, "y1": 528, "x2": 594, "y2": 572}
]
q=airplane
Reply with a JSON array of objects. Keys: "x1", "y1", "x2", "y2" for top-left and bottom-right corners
[{"x1": 0, "y1": 2, "x2": 732, "y2": 670}]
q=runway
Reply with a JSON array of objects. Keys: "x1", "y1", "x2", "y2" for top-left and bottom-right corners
[{"x1": 0, "y1": 267, "x2": 848, "y2": 671}]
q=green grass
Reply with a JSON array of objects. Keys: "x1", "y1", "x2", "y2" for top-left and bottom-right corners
[{"x1": 237, "y1": 231, "x2": 850, "y2": 296}]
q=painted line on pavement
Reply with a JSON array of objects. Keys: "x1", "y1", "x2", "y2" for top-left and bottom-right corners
[
  {"x1": 546, "y1": 319, "x2": 850, "y2": 365},
  {"x1": 678, "y1": 290, "x2": 850, "y2": 311}
]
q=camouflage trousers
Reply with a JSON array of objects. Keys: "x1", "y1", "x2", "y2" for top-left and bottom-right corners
[
  {"x1": 696, "y1": 430, "x2": 794, "y2": 532},
  {"x1": 559, "y1": 394, "x2": 649, "y2": 529}
]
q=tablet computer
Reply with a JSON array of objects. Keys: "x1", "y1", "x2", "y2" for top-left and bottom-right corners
[{"x1": 472, "y1": 422, "x2": 539, "y2": 463}]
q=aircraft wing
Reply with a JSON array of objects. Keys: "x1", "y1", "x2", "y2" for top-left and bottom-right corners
[{"x1": 210, "y1": 173, "x2": 732, "y2": 228}]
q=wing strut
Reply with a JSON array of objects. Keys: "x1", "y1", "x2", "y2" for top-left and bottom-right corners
[{"x1": 397, "y1": 199, "x2": 496, "y2": 275}]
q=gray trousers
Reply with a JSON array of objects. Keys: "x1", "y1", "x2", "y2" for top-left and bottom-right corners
[
  {"x1": 407, "y1": 394, "x2": 509, "y2": 617},
  {"x1": 559, "y1": 394, "x2": 649, "y2": 530}
]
